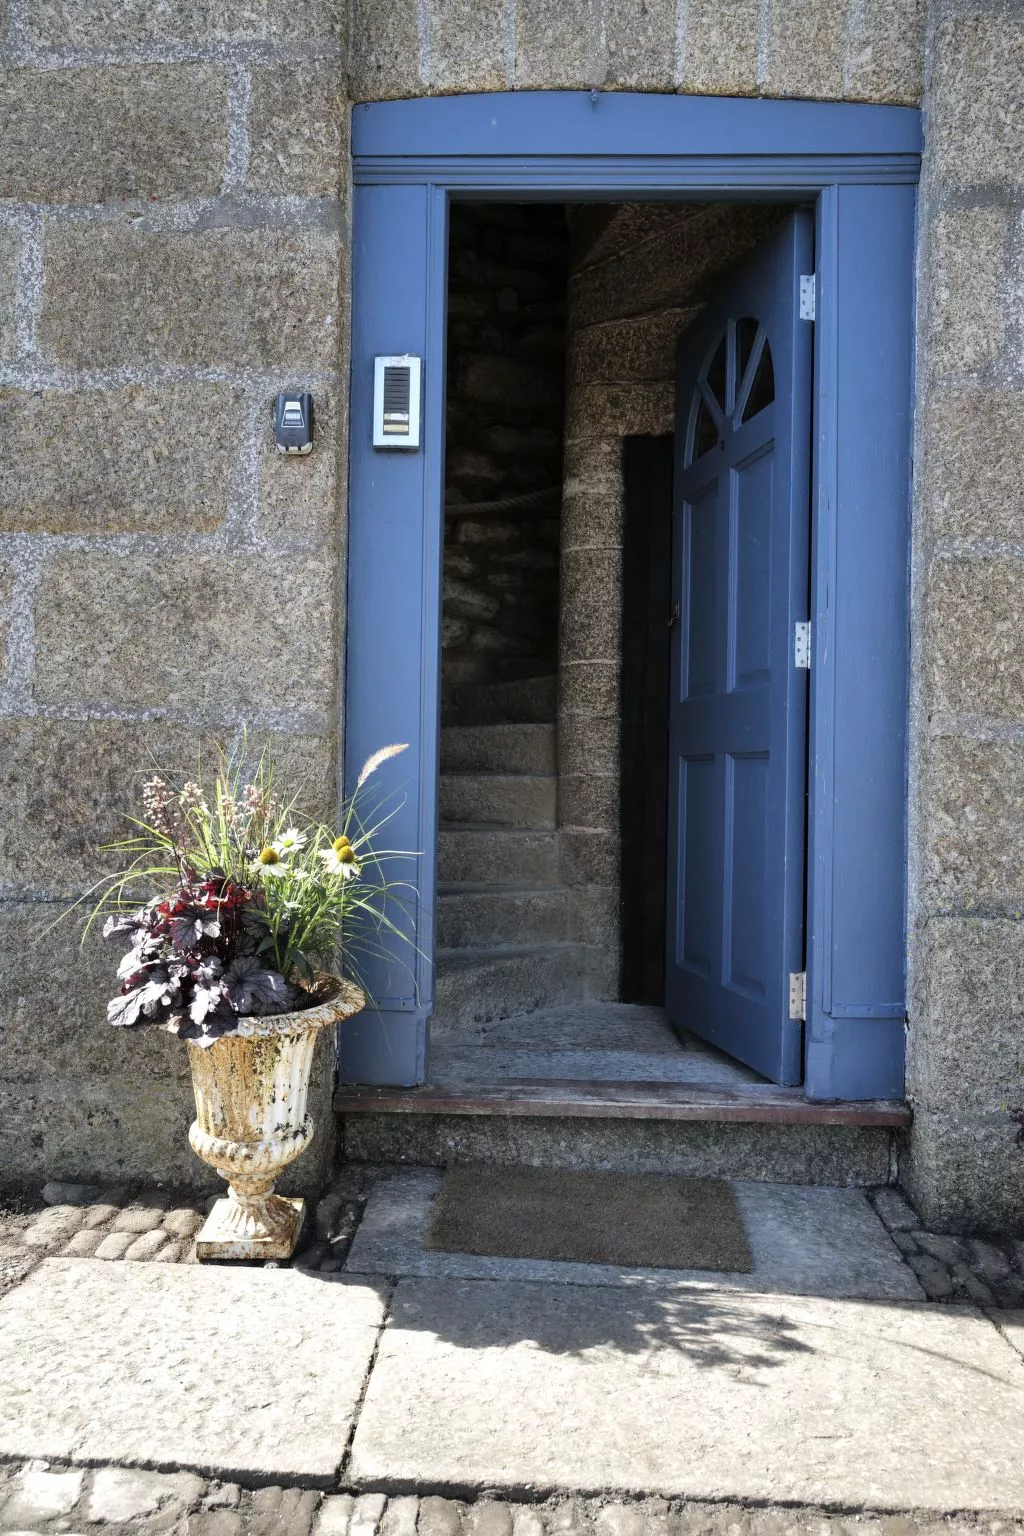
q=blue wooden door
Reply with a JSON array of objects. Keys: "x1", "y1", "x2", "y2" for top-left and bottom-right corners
[{"x1": 666, "y1": 211, "x2": 813, "y2": 1085}]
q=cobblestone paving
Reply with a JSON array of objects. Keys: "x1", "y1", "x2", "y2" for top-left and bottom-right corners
[
  {"x1": 0, "y1": 1461, "x2": 1021, "y2": 1536},
  {"x1": 2, "y1": 1171, "x2": 1023, "y2": 1308}
]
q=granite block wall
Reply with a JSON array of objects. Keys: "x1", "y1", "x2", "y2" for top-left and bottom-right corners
[
  {"x1": 0, "y1": 2, "x2": 349, "y2": 1192},
  {"x1": 903, "y1": 0, "x2": 1024, "y2": 1234}
]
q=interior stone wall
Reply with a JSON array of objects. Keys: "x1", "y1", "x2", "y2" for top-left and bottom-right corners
[
  {"x1": 558, "y1": 203, "x2": 787, "y2": 982},
  {"x1": 902, "y1": 0, "x2": 1024, "y2": 1235},
  {"x1": 0, "y1": 2, "x2": 350, "y2": 1192},
  {"x1": 442, "y1": 204, "x2": 567, "y2": 707}
]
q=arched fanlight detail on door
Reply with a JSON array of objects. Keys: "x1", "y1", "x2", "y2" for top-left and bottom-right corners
[{"x1": 685, "y1": 318, "x2": 775, "y2": 467}]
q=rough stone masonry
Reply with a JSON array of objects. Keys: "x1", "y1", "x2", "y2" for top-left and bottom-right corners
[{"x1": 1, "y1": 0, "x2": 1023, "y2": 1235}]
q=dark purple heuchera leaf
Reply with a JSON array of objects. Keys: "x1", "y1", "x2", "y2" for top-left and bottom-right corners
[
  {"x1": 223, "y1": 956, "x2": 296, "y2": 1015},
  {"x1": 168, "y1": 905, "x2": 221, "y2": 951},
  {"x1": 107, "y1": 969, "x2": 180, "y2": 1029}
]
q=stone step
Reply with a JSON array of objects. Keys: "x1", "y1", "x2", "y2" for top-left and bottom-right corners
[
  {"x1": 340, "y1": 1104, "x2": 896, "y2": 1186},
  {"x1": 430, "y1": 944, "x2": 590, "y2": 1032},
  {"x1": 441, "y1": 722, "x2": 556, "y2": 775},
  {"x1": 435, "y1": 884, "x2": 570, "y2": 948},
  {"x1": 439, "y1": 772, "x2": 556, "y2": 829},
  {"x1": 438, "y1": 826, "x2": 559, "y2": 886},
  {"x1": 449, "y1": 673, "x2": 556, "y2": 727}
]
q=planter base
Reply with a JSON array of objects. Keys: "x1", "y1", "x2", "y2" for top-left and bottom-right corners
[{"x1": 195, "y1": 1195, "x2": 305, "y2": 1261}]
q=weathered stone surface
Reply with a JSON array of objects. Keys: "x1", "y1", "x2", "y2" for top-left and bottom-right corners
[
  {"x1": 566, "y1": 382, "x2": 674, "y2": 440},
  {"x1": 0, "y1": 384, "x2": 239, "y2": 535},
  {"x1": 0, "y1": 560, "x2": 14, "y2": 672},
  {"x1": 0, "y1": 1262, "x2": 386, "y2": 1481},
  {"x1": 34, "y1": 550, "x2": 335, "y2": 715},
  {"x1": 515, "y1": 0, "x2": 605, "y2": 89},
  {"x1": 931, "y1": 13, "x2": 1024, "y2": 188},
  {"x1": 969, "y1": 1238, "x2": 1013, "y2": 1285},
  {"x1": 418, "y1": 1497, "x2": 462, "y2": 1536},
  {"x1": 351, "y1": 1277, "x2": 1024, "y2": 1507},
  {"x1": 0, "y1": 65, "x2": 226, "y2": 203},
  {"x1": 248, "y1": 1484, "x2": 321, "y2": 1535},
  {"x1": 260, "y1": 383, "x2": 342, "y2": 542},
  {"x1": 87, "y1": 1466, "x2": 205, "y2": 1524},
  {"x1": 561, "y1": 828, "x2": 618, "y2": 887},
  {"x1": 845, "y1": 0, "x2": 924, "y2": 105},
  {"x1": 902, "y1": 1107, "x2": 1024, "y2": 1236},
  {"x1": 40, "y1": 225, "x2": 342, "y2": 370},
  {"x1": 424, "y1": 0, "x2": 511, "y2": 92},
  {"x1": 910, "y1": 918, "x2": 1024, "y2": 1117},
  {"x1": 123, "y1": 1228, "x2": 172, "y2": 1260},
  {"x1": 23, "y1": 1205, "x2": 84, "y2": 1251},
  {"x1": 925, "y1": 206, "x2": 1009, "y2": 380},
  {"x1": 763, "y1": 0, "x2": 846, "y2": 100},
  {"x1": 0, "y1": 1466, "x2": 83, "y2": 1526},
  {"x1": 561, "y1": 547, "x2": 623, "y2": 664},
  {"x1": 926, "y1": 557, "x2": 1024, "y2": 721},
  {"x1": 559, "y1": 715, "x2": 617, "y2": 777},
  {"x1": 920, "y1": 389, "x2": 1024, "y2": 542},
  {"x1": 380, "y1": 1494, "x2": 420, "y2": 1536},
  {"x1": 348, "y1": 1492, "x2": 387, "y2": 1536},
  {"x1": 905, "y1": 1252, "x2": 954, "y2": 1300},
  {"x1": 93, "y1": 1230, "x2": 140, "y2": 1260},
  {"x1": 0, "y1": 232, "x2": 19, "y2": 361},
  {"x1": 560, "y1": 661, "x2": 619, "y2": 718},
  {"x1": 562, "y1": 438, "x2": 622, "y2": 501},
  {"x1": 913, "y1": 1231, "x2": 966, "y2": 1266},
  {"x1": 61, "y1": 1228, "x2": 106, "y2": 1257},
  {"x1": 560, "y1": 773, "x2": 618, "y2": 833},
  {"x1": 164, "y1": 1207, "x2": 205, "y2": 1239},
  {"x1": 951, "y1": 1261, "x2": 996, "y2": 1307},
  {"x1": 41, "y1": 1180, "x2": 102, "y2": 1205},
  {"x1": 26, "y1": 0, "x2": 343, "y2": 46},
  {"x1": 604, "y1": 0, "x2": 675, "y2": 90},
  {"x1": 871, "y1": 1186, "x2": 918, "y2": 1231},
  {"x1": 248, "y1": 62, "x2": 346, "y2": 198},
  {"x1": 466, "y1": 1504, "x2": 514, "y2": 1536},
  {"x1": 114, "y1": 1204, "x2": 175, "y2": 1235},
  {"x1": 679, "y1": 0, "x2": 758, "y2": 96},
  {"x1": 348, "y1": 0, "x2": 421, "y2": 101},
  {"x1": 920, "y1": 740, "x2": 1024, "y2": 911}
]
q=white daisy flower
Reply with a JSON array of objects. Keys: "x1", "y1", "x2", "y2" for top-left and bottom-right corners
[{"x1": 273, "y1": 828, "x2": 307, "y2": 856}]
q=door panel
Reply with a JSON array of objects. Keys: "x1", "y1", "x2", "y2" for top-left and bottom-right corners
[{"x1": 665, "y1": 210, "x2": 813, "y2": 1085}]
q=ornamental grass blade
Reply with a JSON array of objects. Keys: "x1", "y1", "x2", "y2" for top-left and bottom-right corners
[{"x1": 355, "y1": 742, "x2": 409, "y2": 790}]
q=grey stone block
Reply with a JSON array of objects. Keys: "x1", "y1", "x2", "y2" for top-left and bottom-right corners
[
  {"x1": 930, "y1": 13, "x2": 1024, "y2": 188},
  {"x1": 61, "y1": 1228, "x2": 106, "y2": 1257},
  {"x1": 920, "y1": 388, "x2": 1024, "y2": 542},
  {"x1": 440, "y1": 772, "x2": 556, "y2": 829},
  {"x1": 604, "y1": 0, "x2": 675, "y2": 90},
  {"x1": 968, "y1": 1237, "x2": 1013, "y2": 1285},
  {"x1": 762, "y1": 0, "x2": 846, "y2": 100},
  {"x1": 33, "y1": 550, "x2": 335, "y2": 716},
  {"x1": 380, "y1": 1495, "x2": 419, "y2": 1536},
  {"x1": 561, "y1": 828, "x2": 618, "y2": 887},
  {"x1": 919, "y1": 740, "x2": 1024, "y2": 911},
  {"x1": 905, "y1": 1251, "x2": 954, "y2": 1300},
  {"x1": 910, "y1": 918, "x2": 1024, "y2": 1117},
  {"x1": 436, "y1": 886, "x2": 570, "y2": 949},
  {"x1": 123, "y1": 1228, "x2": 172, "y2": 1260},
  {"x1": 924, "y1": 206, "x2": 1009, "y2": 380},
  {"x1": 26, "y1": 0, "x2": 343, "y2": 46},
  {"x1": 0, "y1": 384, "x2": 239, "y2": 536},
  {"x1": 348, "y1": 0, "x2": 422, "y2": 102},
  {"x1": 87, "y1": 1467, "x2": 205, "y2": 1524},
  {"x1": 0, "y1": 65, "x2": 226, "y2": 203},
  {"x1": 565, "y1": 382, "x2": 674, "y2": 441},
  {"x1": 561, "y1": 547, "x2": 623, "y2": 665},
  {"x1": 559, "y1": 715, "x2": 618, "y2": 778},
  {"x1": 438, "y1": 826, "x2": 560, "y2": 885},
  {"x1": 114, "y1": 1204, "x2": 171, "y2": 1234},
  {"x1": 0, "y1": 232, "x2": 19, "y2": 362},
  {"x1": 845, "y1": 0, "x2": 924, "y2": 106},
  {"x1": 515, "y1": 0, "x2": 605, "y2": 89},
  {"x1": 0, "y1": 1261, "x2": 386, "y2": 1482},
  {"x1": 248, "y1": 61, "x2": 347, "y2": 198},
  {"x1": 0, "y1": 1467, "x2": 84, "y2": 1526},
  {"x1": 562, "y1": 438, "x2": 622, "y2": 501},
  {"x1": 441, "y1": 724, "x2": 556, "y2": 775},
  {"x1": 901, "y1": 1107, "x2": 1024, "y2": 1236},
  {"x1": 926, "y1": 557, "x2": 1024, "y2": 721},
  {"x1": 418, "y1": 1498, "x2": 462, "y2": 1536},
  {"x1": 560, "y1": 773, "x2": 618, "y2": 833},
  {"x1": 94, "y1": 1230, "x2": 137, "y2": 1260},
  {"x1": 23, "y1": 1205, "x2": 85, "y2": 1251},
  {"x1": 424, "y1": 0, "x2": 511, "y2": 92},
  {"x1": 561, "y1": 491, "x2": 622, "y2": 552},
  {"x1": 431, "y1": 944, "x2": 588, "y2": 1031},
  {"x1": 315, "y1": 1494, "x2": 354, "y2": 1535},
  {"x1": 913, "y1": 1231, "x2": 965, "y2": 1266},
  {"x1": 680, "y1": 0, "x2": 758, "y2": 96},
  {"x1": 39, "y1": 225, "x2": 342, "y2": 370}
]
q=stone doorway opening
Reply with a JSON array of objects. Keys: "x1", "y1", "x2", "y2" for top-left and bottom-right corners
[{"x1": 432, "y1": 198, "x2": 797, "y2": 1099}]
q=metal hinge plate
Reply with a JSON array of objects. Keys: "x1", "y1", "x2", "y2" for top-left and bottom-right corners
[
  {"x1": 799, "y1": 275, "x2": 816, "y2": 321},
  {"x1": 794, "y1": 620, "x2": 811, "y2": 668},
  {"x1": 789, "y1": 971, "x2": 807, "y2": 1021}
]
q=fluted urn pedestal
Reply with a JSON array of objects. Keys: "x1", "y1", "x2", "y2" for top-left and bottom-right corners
[{"x1": 187, "y1": 976, "x2": 365, "y2": 1261}]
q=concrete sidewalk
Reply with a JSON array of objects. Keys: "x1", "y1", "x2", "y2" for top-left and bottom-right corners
[{"x1": 1, "y1": 1173, "x2": 1024, "y2": 1528}]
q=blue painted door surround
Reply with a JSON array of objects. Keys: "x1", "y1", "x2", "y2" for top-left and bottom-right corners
[
  {"x1": 344, "y1": 92, "x2": 920, "y2": 1100},
  {"x1": 667, "y1": 212, "x2": 813, "y2": 1084}
]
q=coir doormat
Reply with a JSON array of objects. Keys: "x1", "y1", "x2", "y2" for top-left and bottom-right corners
[{"x1": 425, "y1": 1164, "x2": 753, "y2": 1272}]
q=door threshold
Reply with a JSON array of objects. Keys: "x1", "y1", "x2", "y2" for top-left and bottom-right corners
[{"x1": 334, "y1": 1077, "x2": 912, "y2": 1127}]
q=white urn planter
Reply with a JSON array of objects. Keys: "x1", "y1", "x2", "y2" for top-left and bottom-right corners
[{"x1": 187, "y1": 975, "x2": 365, "y2": 1260}]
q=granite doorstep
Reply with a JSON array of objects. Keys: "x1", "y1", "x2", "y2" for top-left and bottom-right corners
[{"x1": 349, "y1": 1276, "x2": 1024, "y2": 1507}]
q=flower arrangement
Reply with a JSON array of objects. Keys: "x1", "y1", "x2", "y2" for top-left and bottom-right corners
[{"x1": 76, "y1": 740, "x2": 414, "y2": 1047}]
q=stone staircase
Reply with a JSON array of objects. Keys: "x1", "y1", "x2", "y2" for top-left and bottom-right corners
[{"x1": 433, "y1": 674, "x2": 590, "y2": 1033}]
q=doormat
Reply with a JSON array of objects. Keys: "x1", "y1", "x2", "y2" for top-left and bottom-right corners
[{"x1": 425, "y1": 1165, "x2": 753, "y2": 1272}]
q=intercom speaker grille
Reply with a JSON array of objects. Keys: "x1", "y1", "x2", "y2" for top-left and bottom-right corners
[{"x1": 382, "y1": 365, "x2": 411, "y2": 431}]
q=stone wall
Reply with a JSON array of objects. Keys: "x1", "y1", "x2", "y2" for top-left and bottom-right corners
[
  {"x1": 558, "y1": 203, "x2": 786, "y2": 981},
  {"x1": 902, "y1": 0, "x2": 1024, "y2": 1234},
  {"x1": 442, "y1": 204, "x2": 567, "y2": 706},
  {"x1": 349, "y1": 0, "x2": 924, "y2": 106},
  {"x1": 0, "y1": 3, "x2": 350, "y2": 1192}
]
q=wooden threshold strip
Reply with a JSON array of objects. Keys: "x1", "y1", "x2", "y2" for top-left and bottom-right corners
[{"x1": 333, "y1": 1077, "x2": 913, "y2": 1127}]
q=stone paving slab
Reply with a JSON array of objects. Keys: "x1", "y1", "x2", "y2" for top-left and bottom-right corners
[
  {"x1": 0, "y1": 1259, "x2": 387, "y2": 1485},
  {"x1": 349, "y1": 1276, "x2": 1024, "y2": 1510},
  {"x1": 344, "y1": 1168, "x2": 924, "y2": 1300}
]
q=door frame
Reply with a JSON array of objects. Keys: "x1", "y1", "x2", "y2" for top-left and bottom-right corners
[{"x1": 342, "y1": 91, "x2": 920, "y2": 1101}]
